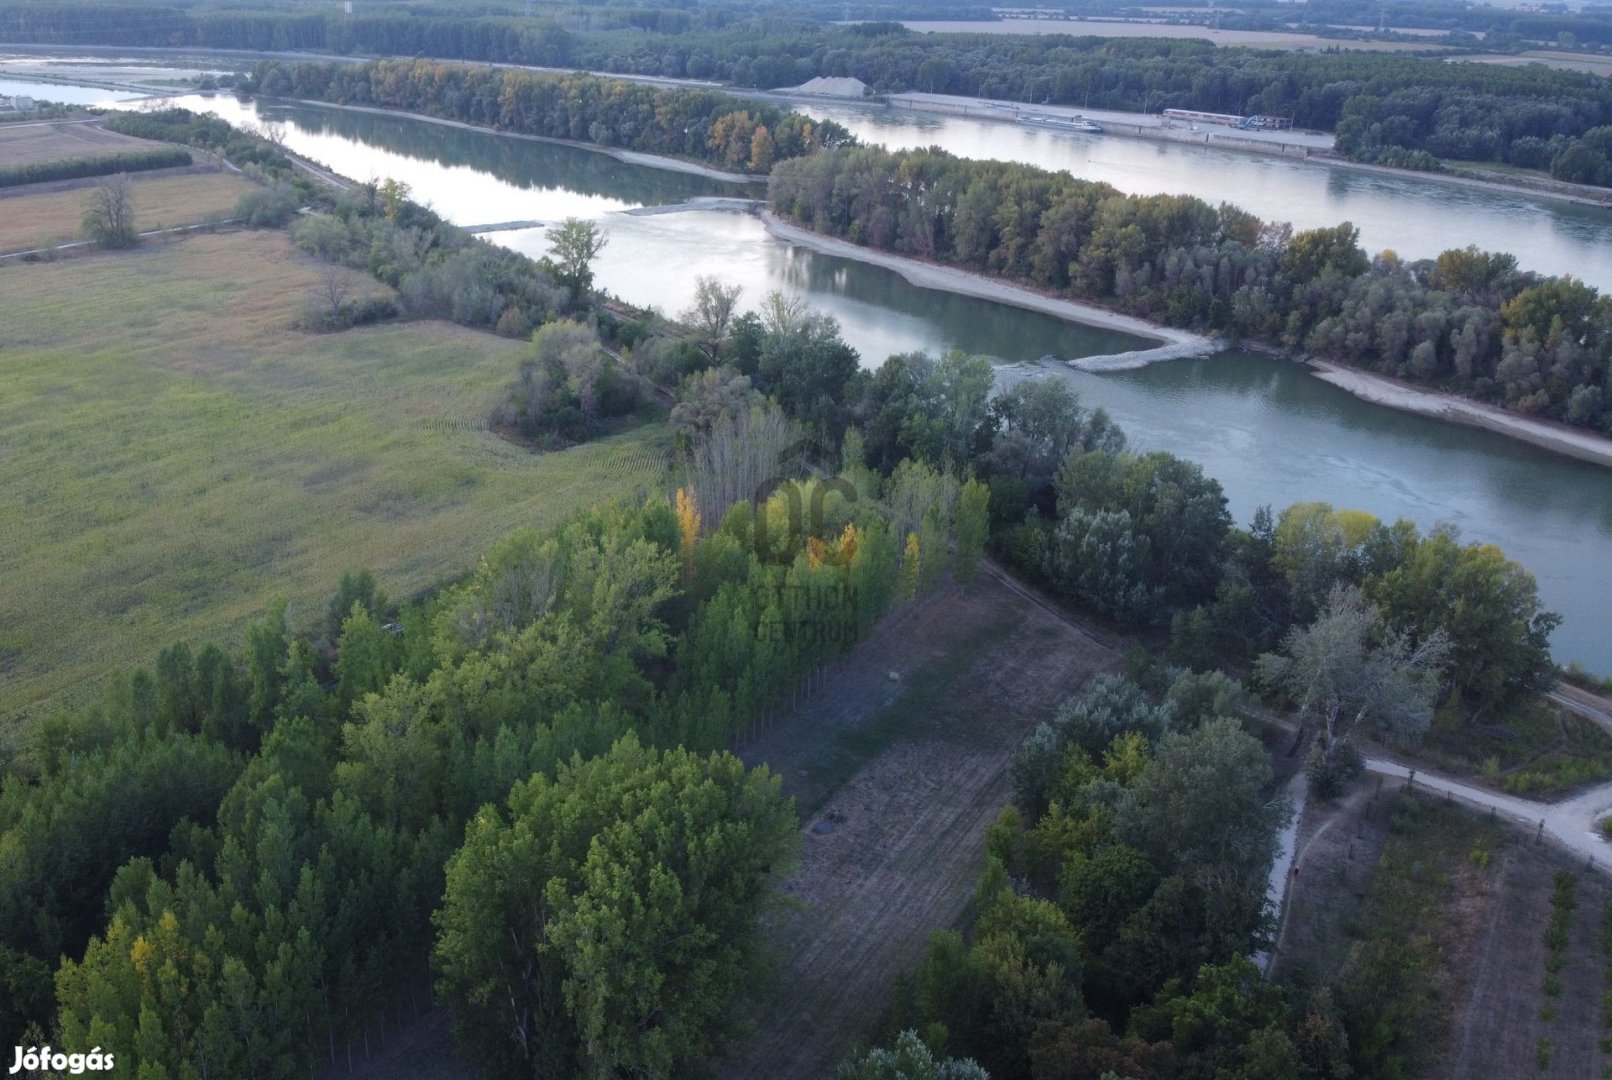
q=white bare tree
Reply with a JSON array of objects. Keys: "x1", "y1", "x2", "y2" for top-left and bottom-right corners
[{"x1": 1257, "y1": 584, "x2": 1450, "y2": 765}]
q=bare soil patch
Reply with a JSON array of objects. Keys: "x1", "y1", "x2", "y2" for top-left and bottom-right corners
[
  {"x1": 1446, "y1": 843, "x2": 1611, "y2": 1079},
  {"x1": 0, "y1": 120, "x2": 162, "y2": 166},
  {"x1": 720, "y1": 573, "x2": 1118, "y2": 1078},
  {"x1": 1271, "y1": 777, "x2": 1396, "y2": 981},
  {"x1": 0, "y1": 169, "x2": 251, "y2": 252}
]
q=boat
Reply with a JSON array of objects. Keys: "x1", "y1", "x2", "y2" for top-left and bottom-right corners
[{"x1": 1018, "y1": 114, "x2": 1104, "y2": 134}]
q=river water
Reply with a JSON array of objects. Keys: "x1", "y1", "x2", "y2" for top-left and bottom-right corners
[
  {"x1": 24, "y1": 79, "x2": 1602, "y2": 673},
  {"x1": 796, "y1": 100, "x2": 1612, "y2": 291}
]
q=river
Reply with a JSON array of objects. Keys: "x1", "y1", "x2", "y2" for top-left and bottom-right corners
[
  {"x1": 794, "y1": 99, "x2": 1612, "y2": 291},
  {"x1": 14, "y1": 76, "x2": 1604, "y2": 673}
]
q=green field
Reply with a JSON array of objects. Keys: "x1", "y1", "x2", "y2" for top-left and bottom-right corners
[{"x1": 0, "y1": 230, "x2": 671, "y2": 728}]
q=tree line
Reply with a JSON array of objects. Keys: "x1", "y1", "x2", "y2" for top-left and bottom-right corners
[
  {"x1": 0, "y1": 146, "x2": 191, "y2": 189},
  {"x1": 770, "y1": 144, "x2": 1612, "y2": 433},
  {"x1": 242, "y1": 58, "x2": 854, "y2": 175}
]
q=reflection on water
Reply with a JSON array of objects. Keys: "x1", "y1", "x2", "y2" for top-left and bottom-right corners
[
  {"x1": 0, "y1": 75, "x2": 137, "y2": 105},
  {"x1": 94, "y1": 88, "x2": 1612, "y2": 673},
  {"x1": 799, "y1": 102, "x2": 1612, "y2": 289}
]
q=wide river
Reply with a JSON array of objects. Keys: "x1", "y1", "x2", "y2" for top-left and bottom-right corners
[{"x1": 26, "y1": 77, "x2": 1606, "y2": 672}]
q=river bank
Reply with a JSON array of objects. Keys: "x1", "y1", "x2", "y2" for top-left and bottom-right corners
[
  {"x1": 1308, "y1": 360, "x2": 1612, "y2": 469},
  {"x1": 259, "y1": 96, "x2": 765, "y2": 185},
  {"x1": 762, "y1": 209, "x2": 1612, "y2": 468},
  {"x1": 760, "y1": 209, "x2": 1207, "y2": 353}
]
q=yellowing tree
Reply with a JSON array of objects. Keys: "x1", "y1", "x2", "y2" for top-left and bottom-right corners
[
  {"x1": 675, "y1": 487, "x2": 701, "y2": 585},
  {"x1": 749, "y1": 124, "x2": 776, "y2": 172},
  {"x1": 901, "y1": 532, "x2": 921, "y2": 601}
]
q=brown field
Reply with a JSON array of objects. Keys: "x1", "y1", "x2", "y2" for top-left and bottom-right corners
[
  {"x1": 1276, "y1": 785, "x2": 1612, "y2": 1079},
  {"x1": 0, "y1": 120, "x2": 164, "y2": 166},
  {"x1": 718, "y1": 571, "x2": 1119, "y2": 1078},
  {"x1": 0, "y1": 169, "x2": 252, "y2": 252},
  {"x1": 902, "y1": 18, "x2": 1454, "y2": 52}
]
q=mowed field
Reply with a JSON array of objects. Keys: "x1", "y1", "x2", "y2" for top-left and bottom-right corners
[
  {"x1": 0, "y1": 120, "x2": 167, "y2": 166},
  {"x1": 0, "y1": 170, "x2": 253, "y2": 253},
  {"x1": 0, "y1": 230, "x2": 671, "y2": 727},
  {"x1": 720, "y1": 572, "x2": 1118, "y2": 1079}
]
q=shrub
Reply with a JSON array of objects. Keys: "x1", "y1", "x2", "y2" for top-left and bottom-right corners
[{"x1": 1306, "y1": 740, "x2": 1365, "y2": 799}]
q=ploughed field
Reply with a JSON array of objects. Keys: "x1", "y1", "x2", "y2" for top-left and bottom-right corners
[
  {"x1": 0, "y1": 169, "x2": 252, "y2": 252},
  {"x1": 0, "y1": 230, "x2": 670, "y2": 728},
  {"x1": 721, "y1": 571, "x2": 1119, "y2": 1078}
]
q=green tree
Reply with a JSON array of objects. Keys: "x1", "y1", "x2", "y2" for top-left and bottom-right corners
[
  {"x1": 433, "y1": 735, "x2": 797, "y2": 1080},
  {"x1": 1368, "y1": 527, "x2": 1559, "y2": 713},
  {"x1": 954, "y1": 478, "x2": 989, "y2": 582},
  {"x1": 681, "y1": 274, "x2": 743, "y2": 358},
  {"x1": 546, "y1": 216, "x2": 608, "y2": 307}
]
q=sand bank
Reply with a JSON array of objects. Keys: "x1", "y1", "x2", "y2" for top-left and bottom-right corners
[{"x1": 1310, "y1": 360, "x2": 1612, "y2": 468}]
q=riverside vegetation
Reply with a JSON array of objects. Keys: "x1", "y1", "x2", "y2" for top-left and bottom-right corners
[
  {"x1": 0, "y1": 83, "x2": 1585, "y2": 1080},
  {"x1": 14, "y1": 0, "x2": 1612, "y2": 181}
]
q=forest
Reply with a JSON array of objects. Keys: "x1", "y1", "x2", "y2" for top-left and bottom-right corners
[
  {"x1": 9, "y1": 2, "x2": 1612, "y2": 178},
  {"x1": 770, "y1": 144, "x2": 1612, "y2": 434},
  {"x1": 1, "y1": 106, "x2": 1563, "y2": 1076}
]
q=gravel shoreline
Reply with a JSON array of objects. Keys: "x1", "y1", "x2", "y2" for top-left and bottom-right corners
[{"x1": 759, "y1": 210, "x2": 1206, "y2": 350}]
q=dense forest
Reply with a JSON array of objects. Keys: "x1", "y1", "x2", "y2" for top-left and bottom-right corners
[
  {"x1": 9, "y1": 2, "x2": 1612, "y2": 176},
  {"x1": 770, "y1": 145, "x2": 1612, "y2": 433}
]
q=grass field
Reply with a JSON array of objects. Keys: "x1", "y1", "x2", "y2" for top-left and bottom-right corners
[
  {"x1": 0, "y1": 120, "x2": 165, "y2": 166},
  {"x1": 0, "y1": 170, "x2": 252, "y2": 253},
  {"x1": 0, "y1": 230, "x2": 672, "y2": 728}
]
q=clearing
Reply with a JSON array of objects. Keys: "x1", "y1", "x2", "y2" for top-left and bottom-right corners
[
  {"x1": 0, "y1": 119, "x2": 166, "y2": 166},
  {"x1": 1276, "y1": 784, "x2": 1612, "y2": 1079},
  {"x1": 0, "y1": 230, "x2": 670, "y2": 728},
  {"x1": 0, "y1": 170, "x2": 252, "y2": 252},
  {"x1": 719, "y1": 571, "x2": 1119, "y2": 1078}
]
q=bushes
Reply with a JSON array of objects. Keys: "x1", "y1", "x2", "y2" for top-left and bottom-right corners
[
  {"x1": 1305, "y1": 739, "x2": 1365, "y2": 799},
  {"x1": 235, "y1": 181, "x2": 301, "y2": 228},
  {"x1": 0, "y1": 146, "x2": 190, "y2": 188}
]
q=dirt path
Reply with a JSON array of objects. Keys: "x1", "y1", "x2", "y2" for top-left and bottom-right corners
[
  {"x1": 1364, "y1": 757, "x2": 1612, "y2": 871},
  {"x1": 720, "y1": 574, "x2": 1117, "y2": 1078}
]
